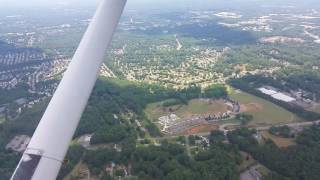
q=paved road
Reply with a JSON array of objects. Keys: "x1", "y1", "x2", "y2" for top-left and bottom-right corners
[
  {"x1": 217, "y1": 120, "x2": 320, "y2": 132},
  {"x1": 240, "y1": 164, "x2": 261, "y2": 180},
  {"x1": 219, "y1": 123, "x2": 240, "y2": 131},
  {"x1": 175, "y1": 35, "x2": 182, "y2": 50},
  {"x1": 185, "y1": 136, "x2": 191, "y2": 157},
  {"x1": 136, "y1": 120, "x2": 320, "y2": 143},
  {"x1": 254, "y1": 120, "x2": 320, "y2": 131},
  {"x1": 240, "y1": 170, "x2": 257, "y2": 180}
]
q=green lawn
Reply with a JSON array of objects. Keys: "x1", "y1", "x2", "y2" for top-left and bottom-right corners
[
  {"x1": 145, "y1": 99, "x2": 228, "y2": 121},
  {"x1": 144, "y1": 99, "x2": 175, "y2": 121},
  {"x1": 0, "y1": 116, "x2": 5, "y2": 124},
  {"x1": 187, "y1": 100, "x2": 225, "y2": 114},
  {"x1": 230, "y1": 90, "x2": 302, "y2": 126}
]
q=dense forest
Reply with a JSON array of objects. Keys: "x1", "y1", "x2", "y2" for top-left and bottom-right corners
[
  {"x1": 76, "y1": 137, "x2": 241, "y2": 180},
  {"x1": 276, "y1": 68, "x2": 320, "y2": 100},
  {"x1": 0, "y1": 78, "x2": 228, "y2": 179},
  {"x1": 0, "y1": 84, "x2": 31, "y2": 105},
  {"x1": 76, "y1": 79, "x2": 227, "y2": 138},
  {"x1": 133, "y1": 21, "x2": 257, "y2": 45},
  {"x1": 228, "y1": 125, "x2": 320, "y2": 180},
  {"x1": 60, "y1": 79, "x2": 230, "y2": 179}
]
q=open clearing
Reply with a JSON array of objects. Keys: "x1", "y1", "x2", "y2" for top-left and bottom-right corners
[
  {"x1": 0, "y1": 117, "x2": 5, "y2": 124},
  {"x1": 145, "y1": 99, "x2": 229, "y2": 121},
  {"x1": 310, "y1": 103, "x2": 320, "y2": 113},
  {"x1": 181, "y1": 124, "x2": 219, "y2": 135},
  {"x1": 230, "y1": 90, "x2": 302, "y2": 126},
  {"x1": 261, "y1": 131, "x2": 296, "y2": 148}
]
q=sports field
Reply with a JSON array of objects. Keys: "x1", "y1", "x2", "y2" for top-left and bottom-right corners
[
  {"x1": 145, "y1": 99, "x2": 228, "y2": 121},
  {"x1": 229, "y1": 90, "x2": 303, "y2": 126}
]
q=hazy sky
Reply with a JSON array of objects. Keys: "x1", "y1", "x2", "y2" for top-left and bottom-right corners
[
  {"x1": 0, "y1": 0, "x2": 156, "y2": 7},
  {"x1": 0, "y1": 0, "x2": 221, "y2": 11},
  {"x1": 0, "y1": 0, "x2": 319, "y2": 9},
  {"x1": 0, "y1": 0, "x2": 99, "y2": 7}
]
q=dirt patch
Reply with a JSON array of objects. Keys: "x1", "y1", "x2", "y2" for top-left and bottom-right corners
[
  {"x1": 180, "y1": 124, "x2": 219, "y2": 135},
  {"x1": 224, "y1": 125, "x2": 240, "y2": 131},
  {"x1": 241, "y1": 103, "x2": 263, "y2": 112},
  {"x1": 308, "y1": 103, "x2": 320, "y2": 113}
]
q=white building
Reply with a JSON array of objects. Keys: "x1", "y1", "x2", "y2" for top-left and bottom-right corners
[
  {"x1": 258, "y1": 87, "x2": 277, "y2": 95},
  {"x1": 258, "y1": 87, "x2": 296, "y2": 103},
  {"x1": 271, "y1": 93, "x2": 296, "y2": 102}
]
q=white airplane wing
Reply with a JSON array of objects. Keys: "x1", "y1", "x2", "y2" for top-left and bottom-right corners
[{"x1": 11, "y1": 0, "x2": 127, "y2": 179}]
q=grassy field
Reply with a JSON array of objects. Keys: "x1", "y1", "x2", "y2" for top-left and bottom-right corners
[
  {"x1": 261, "y1": 131, "x2": 296, "y2": 148},
  {"x1": 145, "y1": 99, "x2": 228, "y2": 121},
  {"x1": 0, "y1": 116, "x2": 5, "y2": 124},
  {"x1": 144, "y1": 99, "x2": 173, "y2": 121},
  {"x1": 230, "y1": 89, "x2": 302, "y2": 126},
  {"x1": 310, "y1": 103, "x2": 320, "y2": 113}
]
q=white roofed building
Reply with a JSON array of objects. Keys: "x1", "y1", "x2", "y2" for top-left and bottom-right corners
[
  {"x1": 271, "y1": 93, "x2": 296, "y2": 102},
  {"x1": 258, "y1": 87, "x2": 296, "y2": 103},
  {"x1": 258, "y1": 87, "x2": 277, "y2": 95}
]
